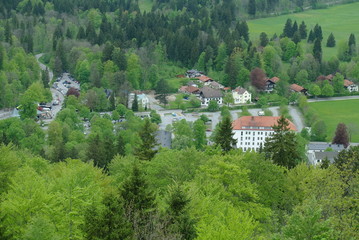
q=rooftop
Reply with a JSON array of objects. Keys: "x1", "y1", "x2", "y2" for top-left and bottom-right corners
[
  {"x1": 307, "y1": 142, "x2": 345, "y2": 151},
  {"x1": 200, "y1": 86, "x2": 223, "y2": 98},
  {"x1": 233, "y1": 87, "x2": 248, "y2": 94},
  {"x1": 290, "y1": 84, "x2": 305, "y2": 92},
  {"x1": 344, "y1": 79, "x2": 355, "y2": 87},
  {"x1": 232, "y1": 116, "x2": 297, "y2": 131}
]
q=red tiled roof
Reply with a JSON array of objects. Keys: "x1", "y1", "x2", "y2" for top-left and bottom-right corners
[
  {"x1": 187, "y1": 86, "x2": 200, "y2": 93},
  {"x1": 290, "y1": 84, "x2": 305, "y2": 92},
  {"x1": 270, "y1": 77, "x2": 280, "y2": 83},
  {"x1": 232, "y1": 116, "x2": 297, "y2": 131},
  {"x1": 344, "y1": 79, "x2": 354, "y2": 87},
  {"x1": 196, "y1": 75, "x2": 212, "y2": 82}
]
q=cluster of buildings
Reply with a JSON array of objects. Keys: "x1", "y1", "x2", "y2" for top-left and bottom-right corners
[
  {"x1": 316, "y1": 74, "x2": 358, "y2": 92},
  {"x1": 179, "y1": 70, "x2": 252, "y2": 106}
]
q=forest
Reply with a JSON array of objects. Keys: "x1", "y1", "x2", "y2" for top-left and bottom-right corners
[{"x1": 0, "y1": 0, "x2": 358, "y2": 239}]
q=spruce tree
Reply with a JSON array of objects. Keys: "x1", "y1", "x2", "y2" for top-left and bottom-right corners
[
  {"x1": 214, "y1": 116, "x2": 237, "y2": 152},
  {"x1": 238, "y1": 21, "x2": 249, "y2": 42},
  {"x1": 313, "y1": 24, "x2": 323, "y2": 41},
  {"x1": 134, "y1": 118, "x2": 158, "y2": 160},
  {"x1": 83, "y1": 193, "x2": 133, "y2": 240},
  {"x1": 299, "y1": 21, "x2": 307, "y2": 39},
  {"x1": 264, "y1": 116, "x2": 300, "y2": 169},
  {"x1": 348, "y1": 33, "x2": 356, "y2": 56},
  {"x1": 41, "y1": 69, "x2": 49, "y2": 88},
  {"x1": 313, "y1": 38, "x2": 322, "y2": 63},
  {"x1": 292, "y1": 31, "x2": 301, "y2": 44},
  {"x1": 326, "y1": 33, "x2": 336, "y2": 47},
  {"x1": 283, "y1": 19, "x2": 293, "y2": 38},
  {"x1": 131, "y1": 93, "x2": 139, "y2": 112},
  {"x1": 248, "y1": 0, "x2": 256, "y2": 16},
  {"x1": 292, "y1": 21, "x2": 298, "y2": 35},
  {"x1": 116, "y1": 133, "x2": 126, "y2": 156},
  {"x1": 307, "y1": 29, "x2": 315, "y2": 43},
  {"x1": 5, "y1": 20, "x2": 12, "y2": 44},
  {"x1": 260, "y1": 32, "x2": 269, "y2": 47},
  {"x1": 332, "y1": 123, "x2": 350, "y2": 148}
]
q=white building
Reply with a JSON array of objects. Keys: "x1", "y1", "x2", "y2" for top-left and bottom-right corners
[
  {"x1": 306, "y1": 142, "x2": 345, "y2": 165},
  {"x1": 344, "y1": 79, "x2": 358, "y2": 92},
  {"x1": 129, "y1": 93, "x2": 149, "y2": 109},
  {"x1": 232, "y1": 87, "x2": 251, "y2": 104},
  {"x1": 232, "y1": 116, "x2": 297, "y2": 152},
  {"x1": 199, "y1": 86, "x2": 223, "y2": 106}
]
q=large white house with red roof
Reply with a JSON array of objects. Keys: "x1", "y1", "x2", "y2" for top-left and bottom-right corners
[{"x1": 232, "y1": 116, "x2": 297, "y2": 152}]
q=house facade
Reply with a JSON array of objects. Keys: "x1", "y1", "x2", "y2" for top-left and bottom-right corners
[
  {"x1": 344, "y1": 79, "x2": 358, "y2": 92},
  {"x1": 232, "y1": 87, "x2": 251, "y2": 104},
  {"x1": 232, "y1": 116, "x2": 297, "y2": 152},
  {"x1": 265, "y1": 77, "x2": 280, "y2": 93},
  {"x1": 129, "y1": 92, "x2": 149, "y2": 109},
  {"x1": 200, "y1": 86, "x2": 223, "y2": 106}
]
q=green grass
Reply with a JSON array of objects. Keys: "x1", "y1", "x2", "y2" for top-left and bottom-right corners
[
  {"x1": 248, "y1": 2, "x2": 359, "y2": 60},
  {"x1": 309, "y1": 99, "x2": 359, "y2": 142},
  {"x1": 138, "y1": 0, "x2": 154, "y2": 13}
]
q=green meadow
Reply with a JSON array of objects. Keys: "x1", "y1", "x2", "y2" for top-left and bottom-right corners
[
  {"x1": 248, "y1": 2, "x2": 359, "y2": 60},
  {"x1": 309, "y1": 99, "x2": 359, "y2": 142}
]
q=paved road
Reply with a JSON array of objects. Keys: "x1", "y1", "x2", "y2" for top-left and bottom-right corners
[{"x1": 289, "y1": 106, "x2": 305, "y2": 132}]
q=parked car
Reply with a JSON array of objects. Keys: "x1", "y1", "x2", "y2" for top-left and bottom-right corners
[{"x1": 53, "y1": 100, "x2": 60, "y2": 106}]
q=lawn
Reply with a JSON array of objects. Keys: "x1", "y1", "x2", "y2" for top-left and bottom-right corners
[
  {"x1": 309, "y1": 99, "x2": 359, "y2": 142},
  {"x1": 247, "y1": 2, "x2": 359, "y2": 60}
]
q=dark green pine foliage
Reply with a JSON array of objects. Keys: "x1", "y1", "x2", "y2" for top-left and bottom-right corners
[
  {"x1": 264, "y1": 116, "x2": 300, "y2": 169},
  {"x1": 214, "y1": 116, "x2": 237, "y2": 152},
  {"x1": 307, "y1": 29, "x2": 315, "y2": 43},
  {"x1": 348, "y1": 33, "x2": 356, "y2": 56},
  {"x1": 131, "y1": 93, "x2": 139, "y2": 112},
  {"x1": 87, "y1": 134, "x2": 106, "y2": 169},
  {"x1": 109, "y1": 91, "x2": 116, "y2": 110},
  {"x1": 260, "y1": 32, "x2": 269, "y2": 47},
  {"x1": 166, "y1": 183, "x2": 197, "y2": 240},
  {"x1": 0, "y1": 43, "x2": 4, "y2": 70},
  {"x1": 299, "y1": 21, "x2": 307, "y2": 39},
  {"x1": 116, "y1": 133, "x2": 126, "y2": 156},
  {"x1": 77, "y1": 26, "x2": 86, "y2": 39},
  {"x1": 238, "y1": 21, "x2": 249, "y2": 42},
  {"x1": 313, "y1": 24, "x2": 323, "y2": 41},
  {"x1": 155, "y1": 79, "x2": 170, "y2": 106},
  {"x1": 292, "y1": 21, "x2": 298, "y2": 35},
  {"x1": 41, "y1": 69, "x2": 50, "y2": 88},
  {"x1": 283, "y1": 18, "x2": 293, "y2": 38},
  {"x1": 83, "y1": 193, "x2": 133, "y2": 240},
  {"x1": 248, "y1": 0, "x2": 256, "y2": 16},
  {"x1": 313, "y1": 38, "x2": 322, "y2": 63},
  {"x1": 121, "y1": 163, "x2": 156, "y2": 220},
  {"x1": 4, "y1": 21, "x2": 12, "y2": 44},
  {"x1": 134, "y1": 118, "x2": 158, "y2": 160},
  {"x1": 326, "y1": 33, "x2": 336, "y2": 47},
  {"x1": 102, "y1": 42, "x2": 114, "y2": 62}
]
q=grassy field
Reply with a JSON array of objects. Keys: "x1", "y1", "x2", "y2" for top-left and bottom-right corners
[
  {"x1": 309, "y1": 99, "x2": 359, "y2": 142},
  {"x1": 248, "y1": 2, "x2": 359, "y2": 60}
]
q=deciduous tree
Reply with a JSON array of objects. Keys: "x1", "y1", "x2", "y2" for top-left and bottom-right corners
[{"x1": 332, "y1": 123, "x2": 349, "y2": 148}]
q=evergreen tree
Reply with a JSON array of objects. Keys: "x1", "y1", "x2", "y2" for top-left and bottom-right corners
[
  {"x1": 155, "y1": 79, "x2": 170, "y2": 106},
  {"x1": 260, "y1": 32, "x2": 269, "y2": 47},
  {"x1": 131, "y1": 93, "x2": 139, "y2": 112},
  {"x1": 134, "y1": 118, "x2": 158, "y2": 160},
  {"x1": 264, "y1": 116, "x2": 300, "y2": 169},
  {"x1": 313, "y1": 24, "x2": 323, "y2": 41},
  {"x1": 307, "y1": 29, "x2": 315, "y2": 43},
  {"x1": 292, "y1": 21, "x2": 298, "y2": 35},
  {"x1": 292, "y1": 31, "x2": 301, "y2": 44},
  {"x1": 299, "y1": 21, "x2": 307, "y2": 39},
  {"x1": 109, "y1": 91, "x2": 116, "y2": 110},
  {"x1": 283, "y1": 19, "x2": 293, "y2": 38},
  {"x1": 87, "y1": 134, "x2": 106, "y2": 169},
  {"x1": 41, "y1": 69, "x2": 49, "y2": 88},
  {"x1": 77, "y1": 26, "x2": 86, "y2": 39},
  {"x1": 116, "y1": 133, "x2": 126, "y2": 156},
  {"x1": 84, "y1": 193, "x2": 133, "y2": 240},
  {"x1": 248, "y1": 0, "x2": 256, "y2": 16},
  {"x1": 214, "y1": 116, "x2": 237, "y2": 152},
  {"x1": 121, "y1": 163, "x2": 156, "y2": 221},
  {"x1": 348, "y1": 33, "x2": 356, "y2": 56},
  {"x1": 0, "y1": 43, "x2": 4, "y2": 70},
  {"x1": 166, "y1": 183, "x2": 197, "y2": 240},
  {"x1": 313, "y1": 38, "x2": 322, "y2": 62},
  {"x1": 326, "y1": 33, "x2": 336, "y2": 47},
  {"x1": 5, "y1": 20, "x2": 12, "y2": 44},
  {"x1": 102, "y1": 42, "x2": 114, "y2": 62},
  {"x1": 332, "y1": 123, "x2": 350, "y2": 148},
  {"x1": 238, "y1": 21, "x2": 249, "y2": 42}
]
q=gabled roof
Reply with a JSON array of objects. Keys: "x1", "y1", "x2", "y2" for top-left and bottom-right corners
[
  {"x1": 270, "y1": 77, "x2": 280, "y2": 83},
  {"x1": 200, "y1": 86, "x2": 223, "y2": 98},
  {"x1": 307, "y1": 143, "x2": 345, "y2": 151},
  {"x1": 208, "y1": 81, "x2": 224, "y2": 89},
  {"x1": 232, "y1": 116, "x2": 297, "y2": 131},
  {"x1": 187, "y1": 86, "x2": 200, "y2": 93},
  {"x1": 344, "y1": 79, "x2": 355, "y2": 87},
  {"x1": 233, "y1": 87, "x2": 248, "y2": 94},
  {"x1": 196, "y1": 75, "x2": 213, "y2": 82},
  {"x1": 290, "y1": 84, "x2": 306, "y2": 92}
]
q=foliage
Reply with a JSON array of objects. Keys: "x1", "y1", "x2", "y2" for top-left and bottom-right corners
[
  {"x1": 332, "y1": 123, "x2": 350, "y2": 148},
  {"x1": 264, "y1": 116, "x2": 301, "y2": 169},
  {"x1": 214, "y1": 116, "x2": 237, "y2": 152},
  {"x1": 134, "y1": 118, "x2": 158, "y2": 160}
]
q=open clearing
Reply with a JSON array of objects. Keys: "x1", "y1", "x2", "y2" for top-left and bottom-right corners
[
  {"x1": 309, "y1": 99, "x2": 359, "y2": 142},
  {"x1": 248, "y1": 2, "x2": 359, "y2": 60}
]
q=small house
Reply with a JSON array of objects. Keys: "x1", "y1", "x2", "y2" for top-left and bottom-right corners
[
  {"x1": 344, "y1": 79, "x2": 358, "y2": 92},
  {"x1": 232, "y1": 87, "x2": 251, "y2": 104},
  {"x1": 265, "y1": 77, "x2": 280, "y2": 92},
  {"x1": 200, "y1": 86, "x2": 223, "y2": 106},
  {"x1": 290, "y1": 84, "x2": 308, "y2": 95}
]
